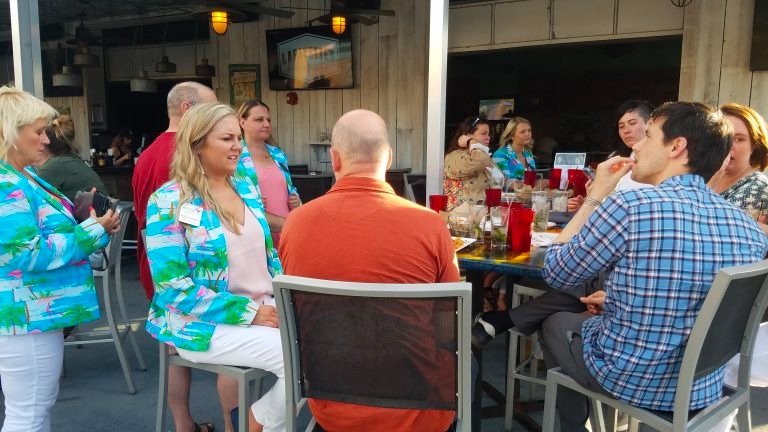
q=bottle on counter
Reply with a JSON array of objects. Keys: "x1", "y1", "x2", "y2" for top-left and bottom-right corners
[{"x1": 96, "y1": 151, "x2": 107, "y2": 167}]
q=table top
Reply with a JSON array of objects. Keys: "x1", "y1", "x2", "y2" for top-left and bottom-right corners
[{"x1": 456, "y1": 242, "x2": 548, "y2": 277}]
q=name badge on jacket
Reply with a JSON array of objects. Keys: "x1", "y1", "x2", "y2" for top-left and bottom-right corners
[{"x1": 178, "y1": 203, "x2": 203, "y2": 226}]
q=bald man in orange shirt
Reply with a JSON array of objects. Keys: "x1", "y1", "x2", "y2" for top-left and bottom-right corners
[{"x1": 279, "y1": 109, "x2": 461, "y2": 432}]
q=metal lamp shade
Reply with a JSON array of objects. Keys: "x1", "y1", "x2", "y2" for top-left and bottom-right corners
[
  {"x1": 130, "y1": 70, "x2": 157, "y2": 93},
  {"x1": 52, "y1": 66, "x2": 82, "y2": 87},
  {"x1": 73, "y1": 46, "x2": 99, "y2": 67},
  {"x1": 155, "y1": 55, "x2": 176, "y2": 73},
  {"x1": 195, "y1": 58, "x2": 215, "y2": 77}
]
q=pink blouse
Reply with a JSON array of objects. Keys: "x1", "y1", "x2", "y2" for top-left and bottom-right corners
[
  {"x1": 223, "y1": 209, "x2": 273, "y2": 305},
  {"x1": 254, "y1": 161, "x2": 290, "y2": 246}
]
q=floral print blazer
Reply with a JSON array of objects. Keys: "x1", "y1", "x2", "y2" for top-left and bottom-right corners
[
  {"x1": 236, "y1": 143, "x2": 299, "y2": 198},
  {"x1": 492, "y1": 145, "x2": 536, "y2": 180},
  {"x1": 443, "y1": 148, "x2": 493, "y2": 211},
  {"x1": 0, "y1": 162, "x2": 108, "y2": 335},
  {"x1": 144, "y1": 175, "x2": 283, "y2": 352}
]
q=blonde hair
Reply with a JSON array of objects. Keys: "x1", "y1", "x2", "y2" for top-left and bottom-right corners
[
  {"x1": 499, "y1": 117, "x2": 532, "y2": 151},
  {"x1": 171, "y1": 102, "x2": 242, "y2": 233},
  {"x1": 0, "y1": 86, "x2": 57, "y2": 162},
  {"x1": 46, "y1": 115, "x2": 77, "y2": 155}
]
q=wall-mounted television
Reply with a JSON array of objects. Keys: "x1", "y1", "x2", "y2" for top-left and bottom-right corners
[{"x1": 266, "y1": 25, "x2": 353, "y2": 90}]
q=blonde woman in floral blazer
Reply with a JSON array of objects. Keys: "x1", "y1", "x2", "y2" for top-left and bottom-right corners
[
  {"x1": 145, "y1": 102, "x2": 285, "y2": 432},
  {"x1": 0, "y1": 87, "x2": 119, "y2": 431}
]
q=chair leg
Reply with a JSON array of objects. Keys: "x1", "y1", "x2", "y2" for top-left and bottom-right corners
[
  {"x1": 238, "y1": 375, "x2": 249, "y2": 432},
  {"x1": 156, "y1": 344, "x2": 170, "y2": 432},
  {"x1": 504, "y1": 330, "x2": 521, "y2": 431},
  {"x1": 588, "y1": 399, "x2": 607, "y2": 432},
  {"x1": 529, "y1": 334, "x2": 539, "y2": 401},
  {"x1": 115, "y1": 262, "x2": 147, "y2": 371},
  {"x1": 541, "y1": 374, "x2": 558, "y2": 432},
  {"x1": 103, "y1": 271, "x2": 137, "y2": 394},
  {"x1": 735, "y1": 403, "x2": 751, "y2": 432},
  {"x1": 628, "y1": 416, "x2": 640, "y2": 432}
]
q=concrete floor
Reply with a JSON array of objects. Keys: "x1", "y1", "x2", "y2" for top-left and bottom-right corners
[{"x1": 1, "y1": 256, "x2": 768, "y2": 431}]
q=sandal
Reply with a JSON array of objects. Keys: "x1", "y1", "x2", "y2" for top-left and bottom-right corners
[
  {"x1": 482, "y1": 286, "x2": 498, "y2": 312},
  {"x1": 194, "y1": 422, "x2": 215, "y2": 432}
]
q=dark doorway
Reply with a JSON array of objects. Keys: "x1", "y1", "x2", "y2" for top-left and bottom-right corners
[
  {"x1": 446, "y1": 37, "x2": 682, "y2": 164},
  {"x1": 105, "y1": 78, "x2": 212, "y2": 147}
]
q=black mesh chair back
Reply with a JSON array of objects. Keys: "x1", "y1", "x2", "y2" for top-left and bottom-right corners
[
  {"x1": 292, "y1": 292, "x2": 457, "y2": 409},
  {"x1": 274, "y1": 275, "x2": 472, "y2": 431}
]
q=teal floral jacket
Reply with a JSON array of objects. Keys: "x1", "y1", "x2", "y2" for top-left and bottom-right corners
[
  {"x1": 144, "y1": 175, "x2": 283, "y2": 352},
  {"x1": 492, "y1": 145, "x2": 536, "y2": 180},
  {"x1": 0, "y1": 162, "x2": 108, "y2": 335},
  {"x1": 236, "y1": 143, "x2": 298, "y2": 198}
]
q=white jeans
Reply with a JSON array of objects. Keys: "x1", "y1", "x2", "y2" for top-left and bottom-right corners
[
  {"x1": 177, "y1": 324, "x2": 285, "y2": 432},
  {"x1": 0, "y1": 331, "x2": 64, "y2": 432}
]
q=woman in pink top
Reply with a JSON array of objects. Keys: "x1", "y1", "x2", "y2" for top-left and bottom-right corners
[{"x1": 236, "y1": 100, "x2": 301, "y2": 247}]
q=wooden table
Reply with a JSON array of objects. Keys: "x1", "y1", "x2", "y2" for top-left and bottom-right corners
[{"x1": 457, "y1": 241, "x2": 550, "y2": 432}]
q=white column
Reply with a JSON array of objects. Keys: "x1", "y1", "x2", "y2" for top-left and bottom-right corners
[
  {"x1": 10, "y1": 0, "x2": 44, "y2": 97},
  {"x1": 425, "y1": 0, "x2": 449, "y2": 197}
]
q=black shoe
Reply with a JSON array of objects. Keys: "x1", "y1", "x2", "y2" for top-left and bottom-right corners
[{"x1": 471, "y1": 313, "x2": 498, "y2": 348}]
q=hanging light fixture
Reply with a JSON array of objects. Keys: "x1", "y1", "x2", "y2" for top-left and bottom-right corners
[
  {"x1": 53, "y1": 47, "x2": 82, "y2": 87},
  {"x1": 130, "y1": 38, "x2": 156, "y2": 93},
  {"x1": 73, "y1": 44, "x2": 99, "y2": 67},
  {"x1": 155, "y1": 49, "x2": 177, "y2": 73},
  {"x1": 670, "y1": 0, "x2": 694, "y2": 6},
  {"x1": 331, "y1": 15, "x2": 347, "y2": 34},
  {"x1": 210, "y1": 10, "x2": 229, "y2": 35},
  {"x1": 194, "y1": 36, "x2": 215, "y2": 77}
]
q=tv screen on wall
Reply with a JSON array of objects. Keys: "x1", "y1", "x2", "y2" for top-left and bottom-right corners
[{"x1": 266, "y1": 25, "x2": 353, "y2": 90}]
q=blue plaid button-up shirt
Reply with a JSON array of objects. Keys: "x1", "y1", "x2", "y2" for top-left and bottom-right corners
[{"x1": 543, "y1": 174, "x2": 768, "y2": 411}]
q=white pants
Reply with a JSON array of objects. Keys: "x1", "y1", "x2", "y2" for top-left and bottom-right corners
[
  {"x1": 177, "y1": 324, "x2": 285, "y2": 432},
  {"x1": 0, "y1": 331, "x2": 64, "y2": 432}
]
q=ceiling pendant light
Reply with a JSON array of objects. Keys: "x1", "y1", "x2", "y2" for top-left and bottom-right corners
[
  {"x1": 195, "y1": 58, "x2": 215, "y2": 77},
  {"x1": 331, "y1": 15, "x2": 347, "y2": 34},
  {"x1": 211, "y1": 10, "x2": 229, "y2": 35},
  {"x1": 130, "y1": 69, "x2": 157, "y2": 93},
  {"x1": 130, "y1": 41, "x2": 156, "y2": 93},
  {"x1": 155, "y1": 54, "x2": 177, "y2": 73},
  {"x1": 53, "y1": 65, "x2": 82, "y2": 87},
  {"x1": 53, "y1": 48, "x2": 82, "y2": 87},
  {"x1": 73, "y1": 44, "x2": 99, "y2": 67}
]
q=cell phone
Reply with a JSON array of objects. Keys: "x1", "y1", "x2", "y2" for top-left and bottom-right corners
[
  {"x1": 582, "y1": 168, "x2": 595, "y2": 180},
  {"x1": 92, "y1": 191, "x2": 118, "y2": 217}
]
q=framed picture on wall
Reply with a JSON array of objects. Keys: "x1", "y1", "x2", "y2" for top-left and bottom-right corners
[{"x1": 229, "y1": 64, "x2": 261, "y2": 107}]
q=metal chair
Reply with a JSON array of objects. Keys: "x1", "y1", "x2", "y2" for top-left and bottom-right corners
[
  {"x1": 155, "y1": 343, "x2": 271, "y2": 432},
  {"x1": 403, "y1": 173, "x2": 426, "y2": 206},
  {"x1": 504, "y1": 280, "x2": 548, "y2": 431},
  {"x1": 542, "y1": 259, "x2": 768, "y2": 432},
  {"x1": 65, "y1": 201, "x2": 146, "y2": 394},
  {"x1": 273, "y1": 275, "x2": 473, "y2": 432}
]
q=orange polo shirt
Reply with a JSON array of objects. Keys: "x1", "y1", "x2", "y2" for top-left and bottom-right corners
[{"x1": 279, "y1": 175, "x2": 460, "y2": 432}]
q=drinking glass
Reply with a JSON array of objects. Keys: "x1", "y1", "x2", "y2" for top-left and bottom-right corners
[
  {"x1": 531, "y1": 191, "x2": 550, "y2": 232},
  {"x1": 490, "y1": 206, "x2": 510, "y2": 251},
  {"x1": 429, "y1": 194, "x2": 447, "y2": 213}
]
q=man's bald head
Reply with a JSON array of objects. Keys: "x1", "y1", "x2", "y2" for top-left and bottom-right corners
[
  {"x1": 331, "y1": 110, "x2": 391, "y2": 176},
  {"x1": 166, "y1": 82, "x2": 217, "y2": 119}
]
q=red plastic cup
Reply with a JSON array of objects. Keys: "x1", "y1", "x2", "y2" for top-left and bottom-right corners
[
  {"x1": 568, "y1": 170, "x2": 588, "y2": 198},
  {"x1": 485, "y1": 188, "x2": 502, "y2": 207},
  {"x1": 523, "y1": 170, "x2": 537, "y2": 187},
  {"x1": 549, "y1": 168, "x2": 562, "y2": 190},
  {"x1": 502, "y1": 202, "x2": 523, "y2": 210},
  {"x1": 428, "y1": 194, "x2": 447, "y2": 212},
  {"x1": 508, "y1": 208, "x2": 535, "y2": 253}
]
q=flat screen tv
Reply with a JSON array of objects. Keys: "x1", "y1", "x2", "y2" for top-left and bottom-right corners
[{"x1": 266, "y1": 25, "x2": 353, "y2": 90}]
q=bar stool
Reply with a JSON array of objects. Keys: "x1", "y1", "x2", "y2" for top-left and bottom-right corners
[
  {"x1": 155, "y1": 343, "x2": 271, "y2": 432},
  {"x1": 65, "y1": 202, "x2": 146, "y2": 394}
]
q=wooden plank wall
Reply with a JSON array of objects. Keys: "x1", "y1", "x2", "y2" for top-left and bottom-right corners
[
  {"x1": 44, "y1": 95, "x2": 90, "y2": 158},
  {"x1": 209, "y1": 0, "x2": 428, "y2": 172},
  {"x1": 679, "y1": 0, "x2": 768, "y2": 115}
]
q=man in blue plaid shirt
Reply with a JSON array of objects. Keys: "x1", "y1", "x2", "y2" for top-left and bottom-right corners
[{"x1": 539, "y1": 102, "x2": 768, "y2": 430}]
